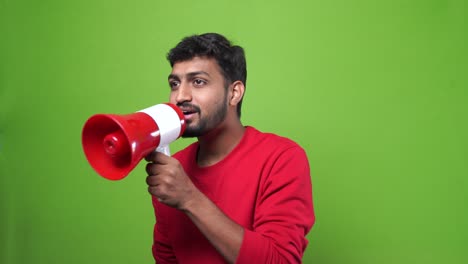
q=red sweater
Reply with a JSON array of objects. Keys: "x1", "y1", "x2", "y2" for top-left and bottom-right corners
[{"x1": 151, "y1": 126, "x2": 315, "y2": 263}]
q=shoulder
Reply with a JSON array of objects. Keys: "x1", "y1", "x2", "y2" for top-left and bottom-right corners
[
  {"x1": 245, "y1": 126, "x2": 306, "y2": 155},
  {"x1": 240, "y1": 126, "x2": 310, "y2": 172}
]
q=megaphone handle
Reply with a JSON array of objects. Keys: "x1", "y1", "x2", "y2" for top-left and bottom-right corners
[{"x1": 156, "y1": 145, "x2": 171, "y2": 156}]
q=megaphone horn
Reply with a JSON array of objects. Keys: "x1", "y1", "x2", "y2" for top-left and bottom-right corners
[{"x1": 82, "y1": 103, "x2": 185, "y2": 180}]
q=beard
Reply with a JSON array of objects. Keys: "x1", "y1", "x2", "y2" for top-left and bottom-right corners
[{"x1": 181, "y1": 92, "x2": 228, "y2": 138}]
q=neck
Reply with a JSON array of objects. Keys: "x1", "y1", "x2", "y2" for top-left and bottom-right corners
[{"x1": 196, "y1": 119, "x2": 245, "y2": 167}]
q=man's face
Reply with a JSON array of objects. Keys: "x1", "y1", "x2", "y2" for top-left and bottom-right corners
[{"x1": 168, "y1": 56, "x2": 229, "y2": 137}]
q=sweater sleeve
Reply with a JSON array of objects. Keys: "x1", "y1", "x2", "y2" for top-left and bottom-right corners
[
  {"x1": 236, "y1": 146, "x2": 315, "y2": 264},
  {"x1": 152, "y1": 197, "x2": 178, "y2": 264}
]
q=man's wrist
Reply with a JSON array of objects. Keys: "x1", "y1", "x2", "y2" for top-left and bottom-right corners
[{"x1": 180, "y1": 187, "x2": 204, "y2": 213}]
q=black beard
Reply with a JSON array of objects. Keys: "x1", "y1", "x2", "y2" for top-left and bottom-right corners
[{"x1": 181, "y1": 92, "x2": 228, "y2": 138}]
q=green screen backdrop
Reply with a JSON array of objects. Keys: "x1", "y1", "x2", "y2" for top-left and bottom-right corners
[{"x1": 1, "y1": 0, "x2": 467, "y2": 263}]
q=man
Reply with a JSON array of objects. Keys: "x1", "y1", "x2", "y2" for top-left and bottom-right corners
[{"x1": 145, "y1": 33, "x2": 315, "y2": 264}]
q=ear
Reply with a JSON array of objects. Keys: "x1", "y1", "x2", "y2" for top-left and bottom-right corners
[{"x1": 229, "y1": 81, "x2": 245, "y2": 107}]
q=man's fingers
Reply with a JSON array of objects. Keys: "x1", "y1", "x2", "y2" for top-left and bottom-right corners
[
  {"x1": 147, "y1": 179, "x2": 169, "y2": 201},
  {"x1": 144, "y1": 151, "x2": 156, "y2": 162},
  {"x1": 145, "y1": 151, "x2": 172, "y2": 164},
  {"x1": 145, "y1": 162, "x2": 159, "y2": 175},
  {"x1": 154, "y1": 151, "x2": 172, "y2": 164},
  {"x1": 148, "y1": 184, "x2": 163, "y2": 197},
  {"x1": 146, "y1": 175, "x2": 158, "y2": 186}
]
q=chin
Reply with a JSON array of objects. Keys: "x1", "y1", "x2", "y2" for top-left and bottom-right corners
[{"x1": 182, "y1": 126, "x2": 203, "y2": 138}]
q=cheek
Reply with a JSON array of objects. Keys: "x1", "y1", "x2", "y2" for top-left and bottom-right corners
[
  {"x1": 168, "y1": 92, "x2": 177, "y2": 104},
  {"x1": 206, "y1": 92, "x2": 228, "y2": 112}
]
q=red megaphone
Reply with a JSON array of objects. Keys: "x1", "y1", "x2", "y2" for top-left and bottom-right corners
[{"x1": 82, "y1": 103, "x2": 185, "y2": 180}]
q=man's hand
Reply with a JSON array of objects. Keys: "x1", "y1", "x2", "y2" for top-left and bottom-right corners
[{"x1": 145, "y1": 151, "x2": 199, "y2": 210}]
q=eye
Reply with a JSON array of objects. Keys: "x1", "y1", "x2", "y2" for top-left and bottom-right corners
[
  {"x1": 193, "y1": 78, "x2": 207, "y2": 87},
  {"x1": 169, "y1": 80, "x2": 180, "y2": 89}
]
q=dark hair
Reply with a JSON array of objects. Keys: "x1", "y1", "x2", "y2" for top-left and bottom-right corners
[{"x1": 167, "y1": 33, "x2": 247, "y2": 117}]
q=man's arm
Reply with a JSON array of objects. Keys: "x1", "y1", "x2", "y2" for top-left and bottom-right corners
[
  {"x1": 146, "y1": 147, "x2": 314, "y2": 264},
  {"x1": 182, "y1": 189, "x2": 244, "y2": 263},
  {"x1": 146, "y1": 152, "x2": 243, "y2": 263},
  {"x1": 236, "y1": 146, "x2": 315, "y2": 263}
]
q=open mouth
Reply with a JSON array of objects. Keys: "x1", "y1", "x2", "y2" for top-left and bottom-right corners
[
  {"x1": 181, "y1": 109, "x2": 198, "y2": 119},
  {"x1": 178, "y1": 104, "x2": 200, "y2": 119},
  {"x1": 182, "y1": 110, "x2": 196, "y2": 115}
]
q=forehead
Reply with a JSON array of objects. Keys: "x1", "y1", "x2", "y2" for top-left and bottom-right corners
[{"x1": 170, "y1": 56, "x2": 222, "y2": 77}]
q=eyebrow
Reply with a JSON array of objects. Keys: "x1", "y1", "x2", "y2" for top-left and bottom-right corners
[{"x1": 168, "y1": 71, "x2": 211, "y2": 80}]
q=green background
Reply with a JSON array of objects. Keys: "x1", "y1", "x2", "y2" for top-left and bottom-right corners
[{"x1": 1, "y1": 0, "x2": 467, "y2": 263}]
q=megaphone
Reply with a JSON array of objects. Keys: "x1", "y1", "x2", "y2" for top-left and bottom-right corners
[{"x1": 82, "y1": 103, "x2": 185, "y2": 180}]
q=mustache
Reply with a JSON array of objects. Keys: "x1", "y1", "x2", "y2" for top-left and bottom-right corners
[{"x1": 177, "y1": 102, "x2": 201, "y2": 112}]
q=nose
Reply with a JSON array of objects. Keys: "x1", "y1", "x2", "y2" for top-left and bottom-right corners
[{"x1": 173, "y1": 84, "x2": 192, "y2": 104}]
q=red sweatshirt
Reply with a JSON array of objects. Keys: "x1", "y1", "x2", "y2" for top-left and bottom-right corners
[{"x1": 151, "y1": 126, "x2": 315, "y2": 263}]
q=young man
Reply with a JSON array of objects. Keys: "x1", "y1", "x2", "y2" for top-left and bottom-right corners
[{"x1": 145, "y1": 33, "x2": 315, "y2": 264}]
